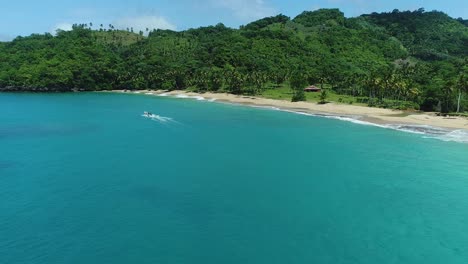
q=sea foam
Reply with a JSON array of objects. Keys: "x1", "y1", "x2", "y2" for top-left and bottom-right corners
[
  {"x1": 281, "y1": 109, "x2": 468, "y2": 144},
  {"x1": 423, "y1": 129, "x2": 468, "y2": 143},
  {"x1": 328, "y1": 116, "x2": 468, "y2": 144},
  {"x1": 175, "y1": 94, "x2": 206, "y2": 101},
  {"x1": 148, "y1": 92, "x2": 468, "y2": 143}
]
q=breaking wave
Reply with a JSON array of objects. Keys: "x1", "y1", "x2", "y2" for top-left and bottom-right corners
[
  {"x1": 175, "y1": 94, "x2": 206, "y2": 101},
  {"x1": 283, "y1": 110, "x2": 468, "y2": 144},
  {"x1": 152, "y1": 93, "x2": 217, "y2": 102},
  {"x1": 423, "y1": 129, "x2": 468, "y2": 144},
  {"x1": 145, "y1": 92, "x2": 468, "y2": 143}
]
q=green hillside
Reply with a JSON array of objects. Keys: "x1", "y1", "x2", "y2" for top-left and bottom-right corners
[
  {"x1": 0, "y1": 9, "x2": 467, "y2": 113},
  {"x1": 362, "y1": 9, "x2": 468, "y2": 60}
]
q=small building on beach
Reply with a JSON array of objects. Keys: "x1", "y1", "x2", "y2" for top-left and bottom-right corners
[{"x1": 304, "y1": 85, "x2": 321, "y2": 92}]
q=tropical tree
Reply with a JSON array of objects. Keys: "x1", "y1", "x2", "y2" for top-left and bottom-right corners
[
  {"x1": 442, "y1": 80, "x2": 455, "y2": 113},
  {"x1": 290, "y1": 72, "x2": 308, "y2": 102},
  {"x1": 225, "y1": 68, "x2": 245, "y2": 94},
  {"x1": 319, "y1": 89, "x2": 328, "y2": 104},
  {"x1": 456, "y1": 73, "x2": 467, "y2": 112}
]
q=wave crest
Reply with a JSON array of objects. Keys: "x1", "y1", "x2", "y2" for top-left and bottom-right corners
[{"x1": 286, "y1": 111, "x2": 468, "y2": 144}]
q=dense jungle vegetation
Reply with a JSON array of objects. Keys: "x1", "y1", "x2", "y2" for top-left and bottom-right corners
[{"x1": 0, "y1": 8, "x2": 467, "y2": 113}]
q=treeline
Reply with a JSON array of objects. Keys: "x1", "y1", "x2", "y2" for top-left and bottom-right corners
[{"x1": 0, "y1": 8, "x2": 467, "y2": 113}]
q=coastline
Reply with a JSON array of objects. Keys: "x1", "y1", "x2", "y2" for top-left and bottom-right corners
[{"x1": 109, "y1": 89, "x2": 468, "y2": 131}]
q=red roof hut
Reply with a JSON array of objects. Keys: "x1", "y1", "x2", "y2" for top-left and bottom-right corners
[{"x1": 304, "y1": 85, "x2": 321, "y2": 92}]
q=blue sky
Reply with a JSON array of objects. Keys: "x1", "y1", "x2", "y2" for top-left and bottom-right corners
[{"x1": 1, "y1": 0, "x2": 466, "y2": 41}]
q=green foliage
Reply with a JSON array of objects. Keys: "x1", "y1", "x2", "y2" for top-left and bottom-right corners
[
  {"x1": 319, "y1": 89, "x2": 328, "y2": 104},
  {"x1": 243, "y1": 14, "x2": 290, "y2": 31},
  {"x1": 290, "y1": 73, "x2": 308, "y2": 102},
  {"x1": 291, "y1": 89, "x2": 306, "y2": 102},
  {"x1": 363, "y1": 9, "x2": 468, "y2": 60},
  {"x1": 0, "y1": 9, "x2": 467, "y2": 113},
  {"x1": 293, "y1": 9, "x2": 345, "y2": 28}
]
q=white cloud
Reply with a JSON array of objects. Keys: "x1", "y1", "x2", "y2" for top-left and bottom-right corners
[
  {"x1": 113, "y1": 15, "x2": 177, "y2": 33},
  {"x1": 51, "y1": 23, "x2": 73, "y2": 34},
  {"x1": 212, "y1": 0, "x2": 276, "y2": 21},
  {"x1": 0, "y1": 33, "x2": 14, "y2": 42},
  {"x1": 325, "y1": 0, "x2": 380, "y2": 16}
]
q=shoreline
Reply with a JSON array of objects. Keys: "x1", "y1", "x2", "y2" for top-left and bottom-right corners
[{"x1": 108, "y1": 89, "x2": 468, "y2": 131}]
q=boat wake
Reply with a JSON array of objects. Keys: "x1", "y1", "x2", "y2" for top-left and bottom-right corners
[{"x1": 142, "y1": 112, "x2": 174, "y2": 123}]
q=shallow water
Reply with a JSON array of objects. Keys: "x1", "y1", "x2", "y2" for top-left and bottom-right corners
[{"x1": 1, "y1": 92, "x2": 468, "y2": 263}]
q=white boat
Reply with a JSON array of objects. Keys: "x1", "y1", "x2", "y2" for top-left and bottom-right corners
[{"x1": 143, "y1": 112, "x2": 172, "y2": 122}]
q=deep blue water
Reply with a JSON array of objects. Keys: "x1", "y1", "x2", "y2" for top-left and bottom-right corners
[{"x1": 1, "y1": 92, "x2": 468, "y2": 264}]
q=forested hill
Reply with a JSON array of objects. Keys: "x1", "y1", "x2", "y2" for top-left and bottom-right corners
[
  {"x1": 0, "y1": 8, "x2": 467, "y2": 112},
  {"x1": 363, "y1": 9, "x2": 468, "y2": 60}
]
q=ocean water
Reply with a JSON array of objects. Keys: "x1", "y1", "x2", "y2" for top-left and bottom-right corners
[{"x1": 1, "y1": 92, "x2": 468, "y2": 264}]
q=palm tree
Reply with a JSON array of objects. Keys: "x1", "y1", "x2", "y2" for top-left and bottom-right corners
[
  {"x1": 225, "y1": 68, "x2": 244, "y2": 94},
  {"x1": 442, "y1": 80, "x2": 455, "y2": 113},
  {"x1": 209, "y1": 68, "x2": 223, "y2": 91},
  {"x1": 456, "y1": 74, "x2": 467, "y2": 113}
]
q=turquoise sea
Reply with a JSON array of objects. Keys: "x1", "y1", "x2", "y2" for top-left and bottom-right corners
[{"x1": 1, "y1": 92, "x2": 468, "y2": 264}]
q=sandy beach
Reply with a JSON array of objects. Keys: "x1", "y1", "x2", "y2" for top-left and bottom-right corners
[{"x1": 114, "y1": 90, "x2": 468, "y2": 130}]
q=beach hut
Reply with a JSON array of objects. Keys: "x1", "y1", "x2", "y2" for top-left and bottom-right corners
[{"x1": 304, "y1": 85, "x2": 321, "y2": 92}]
